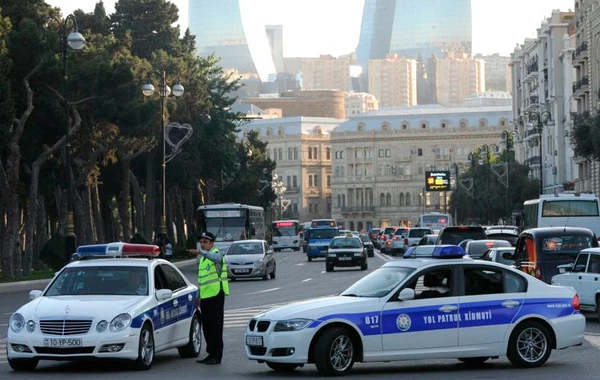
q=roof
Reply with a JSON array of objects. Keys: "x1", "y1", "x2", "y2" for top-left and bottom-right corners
[
  {"x1": 230, "y1": 239, "x2": 266, "y2": 244},
  {"x1": 522, "y1": 227, "x2": 596, "y2": 236},
  {"x1": 66, "y1": 258, "x2": 155, "y2": 268},
  {"x1": 382, "y1": 257, "x2": 474, "y2": 270}
]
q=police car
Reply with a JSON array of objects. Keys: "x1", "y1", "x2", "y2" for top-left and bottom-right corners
[
  {"x1": 7, "y1": 243, "x2": 201, "y2": 371},
  {"x1": 244, "y1": 249, "x2": 584, "y2": 376}
]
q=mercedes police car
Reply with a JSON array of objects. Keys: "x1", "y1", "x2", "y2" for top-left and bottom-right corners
[
  {"x1": 244, "y1": 249, "x2": 584, "y2": 376},
  {"x1": 7, "y1": 243, "x2": 201, "y2": 371}
]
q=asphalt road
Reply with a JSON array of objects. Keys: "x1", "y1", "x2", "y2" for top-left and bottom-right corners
[{"x1": 1, "y1": 249, "x2": 600, "y2": 379}]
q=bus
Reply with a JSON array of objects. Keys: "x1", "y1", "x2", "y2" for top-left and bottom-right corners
[
  {"x1": 417, "y1": 212, "x2": 452, "y2": 231},
  {"x1": 522, "y1": 193, "x2": 600, "y2": 237},
  {"x1": 196, "y1": 203, "x2": 266, "y2": 253},
  {"x1": 271, "y1": 220, "x2": 301, "y2": 252}
]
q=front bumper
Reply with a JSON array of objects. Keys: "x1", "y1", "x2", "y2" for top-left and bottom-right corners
[
  {"x1": 7, "y1": 328, "x2": 141, "y2": 361},
  {"x1": 326, "y1": 256, "x2": 365, "y2": 267},
  {"x1": 228, "y1": 265, "x2": 267, "y2": 279},
  {"x1": 244, "y1": 320, "x2": 313, "y2": 364}
]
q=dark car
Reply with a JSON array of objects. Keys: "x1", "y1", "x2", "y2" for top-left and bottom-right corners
[
  {"x1": 511, "y1": 227, "x2": 599, "y2": 284},
  {"x1": 435, "y1": 225, "x2": 487, "y2": 246},
  {"x1": 359, "y1": 234, "x2": 375, "y2": 257},
  {"x1": 417, "y1": 234, "x2": 438, "y2": 246},
  {"x1": 326, "y1": 235, "x2": 368, "y2": 272}
]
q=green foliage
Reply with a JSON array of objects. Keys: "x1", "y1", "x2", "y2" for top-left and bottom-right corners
[
  {"x1": 131, "y1": 232, "x2": 152, "y2": 244},
  {"x1": 572, "y1": 113, "x2": 600, "y2": 160}
]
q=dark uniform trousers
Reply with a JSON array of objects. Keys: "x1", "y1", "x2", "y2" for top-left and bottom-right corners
[{"x1": 200, "y1": 288, "x2": 225, "y2": 360}]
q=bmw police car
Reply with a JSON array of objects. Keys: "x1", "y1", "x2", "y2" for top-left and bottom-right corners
[
  {"x1": 244, "y1": 249, "x2": 584, "y2": 376},
  {"x1": 7, "y1": 243, "x2": 201, "y2": 371}
]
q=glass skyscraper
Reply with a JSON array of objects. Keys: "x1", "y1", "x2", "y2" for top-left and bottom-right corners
[{"x1": 188, "y1": 0, "x2": 277, "y2": 82}]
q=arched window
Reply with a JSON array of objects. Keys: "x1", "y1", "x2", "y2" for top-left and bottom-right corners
[
  {"x1": 479, "y1": 118, "x2": 488, "y2": 128},
  {"x1": 499, "y1": 118, "x2": 507, "y2": 127},
  {"x1": 405, "y1": 192, "x2": 411, "y2": 206},
  {"x1": 379, "y1": 193, "x2": 386, "y2": 207},
  {"x1": 315, "y1": 126, "x2": 323, "y2": 135},
  {"x1": 460, "y1": 119, "x2": 468, "y2": 128},
  {"x1": 386, "y1": 193, "x2": 392, "y2": 207},
  {"x1": 401, "y1": 121, "x2": 409, "y2": 130},
  {"x1": 420, "y1": 120, "x2": 428, "y2": 129},
  {"x1": 278, "y1": 126, "x2": 285, "y2": 135},
  {"x1": 381, "y1": 122, "x2": 390, "y2": 131},
  {"x1": 357, "y1": 122, "x2": 365, "y2": 132},
  {"x1": 266, "y1": 127, "x2": 273, "y2": 136},
  {"x1": 440, "y1": 119, "x2": 449, "y2": 129},
  {"x1": 399, "y1": 193, "x2": 405, "y2": 206}
]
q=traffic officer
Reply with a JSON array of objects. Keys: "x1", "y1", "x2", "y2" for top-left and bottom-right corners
[{"x1": 191, "y1": 232, "x2": 229, "y2": 365}]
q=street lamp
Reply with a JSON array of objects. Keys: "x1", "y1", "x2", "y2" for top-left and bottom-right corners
[
  {"x1": 272, "y1": 174, "x2": 287, "y2": 220},
  {"x1": 526, "y1": 110, "x2": 552, "y2": 195},
  {"x1": 502, "y1": 130, "x2": 520, "y2": 222},
  {"x1": 142, "y1": 71, "x2": 185, "y2": 235},
  {"x1": 450, "y1": 163, "x2": 459, "y2": 225},
  {"x1": 45, "y1": 15, "x2": 86, "y2": 263}
]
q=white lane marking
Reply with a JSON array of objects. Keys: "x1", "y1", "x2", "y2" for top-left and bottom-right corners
[
  {"x1": 295, "y1": 263, "x2": 305, "y2": 266},
  {"x1": 0, "y1": 323, "x2": 6, "y2": 327},
  {"x1": 245, "y1": 287, "x2": 280, "y2": 295},
  {"x1": 302, "y1": 278, "x2": 312, "y2": 282}
]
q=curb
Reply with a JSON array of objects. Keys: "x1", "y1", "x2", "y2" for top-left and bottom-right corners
[{"x1": 0, "y1": 258, "x2": 198, "y2": 294}]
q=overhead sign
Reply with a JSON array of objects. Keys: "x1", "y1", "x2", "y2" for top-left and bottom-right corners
[{"x1": 425, "y1": 171, "x2": 450, "y2": 191}]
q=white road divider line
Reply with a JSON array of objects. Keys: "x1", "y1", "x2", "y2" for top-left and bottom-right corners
[
  {"x1": 244, "y1": 287, "x2": 280, "y2": 295},
  {"x1": 302, "y1": 278, "x2": 312, "y2": 282}
]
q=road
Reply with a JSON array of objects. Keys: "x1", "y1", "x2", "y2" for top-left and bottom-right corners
[{"x1": 1, "y1": 249, "x2": 600, "y2": 379}]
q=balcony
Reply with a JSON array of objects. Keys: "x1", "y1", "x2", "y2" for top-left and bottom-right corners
[
  {"x1": 572, "y1": 76, "x2": 590, "y2": 95},
  {"x1": 572, "y1": 41, "x2": 588, "y2": 63},
  {"x1": 524, "y1": 156, "x2": 541, "y2": 167}
]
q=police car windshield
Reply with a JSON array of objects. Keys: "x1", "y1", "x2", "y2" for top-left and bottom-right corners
[
  {"x1": 340, "y1": 267, "x2": 414, "y2": 298},
  {"x1": 330, "y1": 238, "x2": 362, "y2": 249},
  {"x1": 45, "y1": 266, "x2": 149, "y2": 296}
]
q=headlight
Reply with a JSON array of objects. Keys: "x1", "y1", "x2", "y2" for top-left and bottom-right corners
[
  {"x1": 109, "y1": 314, "x2": 132, "y2": 332},
  {"x1": 9, "y1": 313, "x2": 25, "y2": 333},
  {"x1": 26, "y1": 320, "x2": 36, "y2": 333},
  {"x1": 255, "y1": 259, "x2": 264, "y2": 267},
  {"x1": 327, "y1": 253, "x2": 336, "y2": 257},
  {"x1": 353, "y1": 252, "x2": 363, "y2": 256},
  {"x1": 97, "y1": 320, "x2": 108, "y2": 333},
  {"x1": 274, "y1": 318, "x2": 313, "y2": 332}
]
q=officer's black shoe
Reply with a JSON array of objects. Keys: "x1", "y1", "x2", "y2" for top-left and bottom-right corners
[
  {"x1": 203, "y1": 357, "x2": 221, "y2": 365},
  {"x1": 196, "y1": 355, "x2": 213, "y2": 363}
]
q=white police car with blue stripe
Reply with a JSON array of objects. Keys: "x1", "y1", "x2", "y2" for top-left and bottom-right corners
[
  {"x1": 7, "y1": 242, "x2": 201, "y2": 371},
  {"x1": 245, "y1": 247, "x2": 585, "y2": 376}
]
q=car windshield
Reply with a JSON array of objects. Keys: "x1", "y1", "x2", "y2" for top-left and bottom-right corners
[
  {"x1": 330, "y1": 238, "x2": 362, "y2": 249},
  {"x1": 340, "y1": 267, "x2": 414, "y2": 297},
  {"x1": 227, "y1": 243, "x2": 263, "y2": 255},
  {"x1": 359, "y1": 235, "x2": 370, "y2": 242},
  {"x1": 45, "y1": 266, "x2": 149, "y2": 296}
]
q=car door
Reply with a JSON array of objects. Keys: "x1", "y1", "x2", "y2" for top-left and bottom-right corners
[
  {"x1": 382, "y1": 266, "x2": 459, "y2": 352},
  {"x1": 153, "y1": 265, "x2": 177, "y2": 349},
  {"x1": 556, "y1": 253, "x2": 589, "y2": 302},
  {"x1": 458, "y1": 264, "x2": 526, "y2": 346},
  {"x1": 263, "y1": 242, "x2": 274, "y2": 274},
  {"x1": 578, "y1": 253, "x2": 600, "y2": 307},
  {"x1": 160, "y1": 264, "x2": 193, "y2": 342}
]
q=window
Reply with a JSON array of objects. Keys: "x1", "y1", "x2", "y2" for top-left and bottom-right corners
[
  {"x1": 308, "y1": 148, "x2": 312, "y2": 160},
  {"x1": 378, "y1": 149, "x2": 384, "y2": 158},
  {"x1": 385, "y1": 149, "x2": 391, "y2": 157},
  {"x1": 421, "y1": 121, "x2": 428, "y2": 129},
  {"x1": 314, "y1": 174, "x2": 319, "y2": 187},
  {"x1": 158, "y1": 265, "x2": 187, "y2": 291},
  {"x1": 288, "y1": 148, "x2": 293, "y2": 160},
  {"x1": 326, "y1": 147, "x2": 331, "y2": 160},
  {"x1": 479, "y1": 118, "x2": 488, "y2": 128},
  {"x1": 287, "y1": 176, "x2": 291, "y2": 188},
  {"x1": 386, "y1": 193, "x2": 392, "y2": 207},
  {"x1": 403, "y1": 268, "x2": 454, "y2": 299},
  {"x1": 293, "y1": 147, "x2": 298, "y2": 160},
  {"x1": 308, "y1": 175, "x2": 313, "y2": 187},
  {"x1": 462, "y1": 267, "x2": 525, "y2": 295},
  {"x1": 402, "y1": 122, "x2": 409, "y2": 130},
  {"x1": 312, "y1": 147, "x2": 318, "y2": 160},
  {"x1": 417, "y1": 148, "x2": 423, "y2": 156},
  {"x1": 382, "y1": 122, "x2": 390, "y2": 131},
  {"x1": 405, "y1": 192, "x2": 411, "y2": 206},
  {"x1": 357, "y1": 123, "x2": 365, "y2": 132},
  {"x1": 379, "y1": 193, "x2": 385, "y2": 207},
  {"x1": 278, "y1": 126, "x2": 285, "y2": 135},
  {"x1": 292, "y1": 175, "x2": 297, "y2": 188},
  {"x1": 278, "y1": 148, "x2": 283, "y2": 161},
  {"x1": 327, "y1": 174, "x2": 331, "y2": 187},
  {"x1": 460, "y1": 119, "x2": 467, "y2": 128}
]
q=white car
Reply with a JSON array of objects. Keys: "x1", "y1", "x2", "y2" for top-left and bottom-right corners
[
  {"x1": 7, "y1": 242, "x2": 201, "y2": 371},
  {"x1": 552, "y1": 247, "x2": 600, "y2": 319},
  {"x1": 245, "y1": 251, "x2": 584, "y2": 376}
]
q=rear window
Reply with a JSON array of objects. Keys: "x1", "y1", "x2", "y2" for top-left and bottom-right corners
[
  {"x1": 409, "y1": 229, "x2": 431, "y2": 238},
  {"x1": 540, "y1": 234, "x2": 594, "y2": 256},
  {"x1": 394, "y1": 228, "x2": 408, "y2": 235},
  {"x1": 486, "y1": 233, "x2": 518, "y2": 246},
  {"x1": 437, "y1": 227, "x2": 487, "y2": 245}
]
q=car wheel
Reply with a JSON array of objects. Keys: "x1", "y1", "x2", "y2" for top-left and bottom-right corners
[
  {"x1": 326, "y1": 263, "x2": 334, "y2": 272},
  {"x1": 308, "y1": 257, "x2": 312, "y2": 262},
  {"x1": 262, "y1": 272, "x2": 269, "y2": 280},
  {"x1": 266, "y1": 361, "x2": 300, "y2": 372},
  {"x1": 458, "y1": 357, "x2": 489, "y2": 365},
  {"x1": 8, "y1": 358, "x2": 38, "y2": 371},
  {"x1": 273, "y1": 248, "x2": 280, "y2": 252},
  {"x1": 178, "y1": 313, "x2": 202, "y2": 358},
  {"x1": 368, "y1": 251, "x2": 374, "y2": 258},
  {"x1": 314, "y1": 327, "x2": 355, "y2": 376},
  {"x1": 360, "y1": 261, "x2": 367, "y2": 270},
  {"x1": 133, "y1": 323, "x2": 155, "y2": 370},
  {"x1": 507, "y1": 320, "x2": 552, "y2": 368},
  {"x1": 270, "y1": 266, "x2": 276, "y2": 279},
  {"x1": 596, "y1": 295, "x2": 600, "y2": 321}
]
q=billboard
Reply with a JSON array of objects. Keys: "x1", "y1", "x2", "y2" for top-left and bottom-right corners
[{"x1": 425, "y1": 171, "x2": 450, "y2": 191}]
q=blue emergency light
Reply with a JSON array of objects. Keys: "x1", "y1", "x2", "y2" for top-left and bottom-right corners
[
  {"x1": 72, "y1": 242, "x2": 161, "y2": 260},
  {"x1": 431, "y1": 245, "x2": 467, "y2": 259}
]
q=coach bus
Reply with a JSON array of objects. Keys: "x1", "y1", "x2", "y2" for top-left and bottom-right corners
[
  {"x1": 271, "y1": 220, "x2": 301, "y2": 252},
  {"x1": 417, "y1": 212, "x2": 452, "y2": 231},
  {"x1": 196, "y1": 203, "x2": 266, "y2": 253},
  {"x1": 522, "y1": 193, "x2": 600, "y2": 237}
]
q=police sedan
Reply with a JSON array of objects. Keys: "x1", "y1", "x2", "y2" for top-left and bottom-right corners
[
  {"x1": 7, "y1": 243, "x2": 201, "y2": 371},
  {"x1": 244, "y1": 250, "x2": 584, "y2": 376}
]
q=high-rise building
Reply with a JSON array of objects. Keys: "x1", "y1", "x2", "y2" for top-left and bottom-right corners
[
  {"x1": 436, "y1": 53, "x2": 485, "y2": 107},
  {"x1": 284, "y1": 56, "x2": 351, "y2": 92},
  {"x1": 188, "y1": 0, "x2": 278, "y2": 82},
  {"x1": 368, "y1": 54, "x2": 417, "y2": 107}
]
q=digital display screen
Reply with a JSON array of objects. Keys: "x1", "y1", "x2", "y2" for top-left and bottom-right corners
[
  {"x1": 425, "y1": 171, "x2": 450, "y2": 191},
  {"x1": 275, "y1": 222, "x2": 295, "y2": 227},
  {"x1": 205, "y1": 210, "x2": 242, "y2": 218}
]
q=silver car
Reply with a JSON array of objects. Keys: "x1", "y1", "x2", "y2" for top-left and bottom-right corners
[{"x1": 225, "y1": 240, "x2": 276, "y2": 281}]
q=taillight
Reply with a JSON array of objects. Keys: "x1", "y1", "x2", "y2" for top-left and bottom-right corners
[
  {"x1": 386, "y1": 240, "x2": 391, "y2": 245},
  {"x1": 393, "y1": 236, "x2": 398, "y2": 240},
  {"x1": 572, "y1": 294, "x2": 580, "y2": 311},
  {"x1": 534, "y1": 266, "x2": 542, "y2": 280}
]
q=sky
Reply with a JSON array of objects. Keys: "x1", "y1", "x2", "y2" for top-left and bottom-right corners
[{"x1": 46, "y1": 0, "x2": 576, "y2": 57}]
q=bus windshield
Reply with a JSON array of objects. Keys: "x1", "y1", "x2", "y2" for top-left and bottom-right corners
[
  {"x1": 206, "y1": 217, "x2": 246, "y2": 241},
  {"x1": 272, "y1": 221, "x2": 299, "y2": 237}
]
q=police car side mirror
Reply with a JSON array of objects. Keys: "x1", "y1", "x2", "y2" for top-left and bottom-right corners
[
  {"x1": 29, "y1": 290, "x2": 43, "y2": 300},
  {"x1": 398, "y1": 288, "x2": 415, "y2": 301},
  {"x1": 155, "y1": 289, "x2": 173, "y2": 302}
]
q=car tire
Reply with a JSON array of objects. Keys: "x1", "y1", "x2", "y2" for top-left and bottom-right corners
[
  {"x1": 178, "y1": 313, "x2": 202, "y2": 358},
  {"x1": 133, "y1": 323, "x2": 155, "y2": 370},
  {"x1": 458, "y1": 357, "x2": 489, "y2": 365},
  {"x1": 308, "y1": 257, "x2": 312, "y2": 262},
  {"x1": 596, "y1": 295, "x2": 600, "y2": 321},
  {"x1": 360, "y1": 261, "x2": 368, "y2": 270},
  {"x1": 266, "y1": 361, "x2": 300, "y2": 372},
  {"x1": 274, "y1": 248, "x2": 280, "y2": 252},
  {"x1": 326, "y1": 263, "x2": 334, "y2": 272},
  {"x1": 262, "y1": 273, "x2": 269, "y2": 280},
  {"x1": 506, "y1": 320, "x2": 552, "y2": 368},
  {"x1": 368, "y1": 251, "x2": 374, "y2": 258},
  {"x1": 314, "y1": 327, "x2": 355, "y2": 376},
  {"x1": 270, "y1": 266, "x2": 276, "y2": 279},
  {"x1": 8, "y1": 358, "x2": 38, "y2": 371}
]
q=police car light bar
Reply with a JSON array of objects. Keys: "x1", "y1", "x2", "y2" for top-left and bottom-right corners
[
  {"x1": 73, "y1": 242, "x2": 161, "y2": 260},
  {"x1": 431, "y1": 245, "x2": 467, "y2": 259}
]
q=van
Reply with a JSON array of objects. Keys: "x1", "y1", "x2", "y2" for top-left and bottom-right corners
[{"x1": 511, "y1": 227, "x2": 598, "y2": 283}]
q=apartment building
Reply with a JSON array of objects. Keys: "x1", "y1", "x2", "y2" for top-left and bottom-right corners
[
  {"x1": 368, "y1": 54, "x2": 418, "y2": 107},
  {"x1": 284, "y1": 55, "x2": 351, "y2": 92},
  {"x1": 436, "y1": 52, "x2": 486, "y2": 107},
  {"x1": 345, "y1": 92, "x2": 379, "y2": 117}
]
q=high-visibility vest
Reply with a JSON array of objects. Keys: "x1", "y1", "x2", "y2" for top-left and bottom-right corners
[{"x1": 198, "y1": 247, "x2": 229, "y2": 298}]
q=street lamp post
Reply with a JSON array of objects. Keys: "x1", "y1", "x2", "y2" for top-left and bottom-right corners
[
  {"x1": 46, "y1": 15, "x2": 86, "y2": 263},
  {"x1": 271, "y1": 174, "x2": 287, "y2": 220},
  {"x1": 502, "y1": 130, "x2": 520, "y2": 222},
  {"x1": 527, "y1": 110, "x2": 552, "y2": 195},
  {"x1": 142, "y1": 71, "x2": 185, "y2": 235},
  {"x1": 450, "y1": 163, "x2": 459, "y2": 226}
]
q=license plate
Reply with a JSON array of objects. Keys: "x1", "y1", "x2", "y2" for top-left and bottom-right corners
[
  {"x1": 339, "y1": 257, "x2": 351, "y2": 261},
  {"x1": 320, "y1": 250, "x2": 327, "y2": 254},
  {"x1": 235, "y1": 269, "x2": 250, "y2": 274},
  {"x1": 43, "y1": 338, "x2": 82, "y2": 347},
  {"x1": 246, "y1": 335, "x2": 263, "y2": 347}
]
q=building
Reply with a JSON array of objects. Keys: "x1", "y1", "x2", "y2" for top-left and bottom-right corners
[
  {"x1": 510, "y1": 9, "x2": 577, "y2": 194},
  {"x1": 330, "y1": 105, "x2": 512, "y2": 231},
  {"x1": 436, "y1": 53, "x2": 485, "y2": 107},
  {"x1": 284, "y1": 56, "x2": 351, "y2": 92},
  {"x1": 345, "y1": 92, "x2": 379, "y2": 118},
  {"x1": 475, "y1": 53, "x2": 512, "y2": 92},
  {"x1": 240, "y1": 90, "x2": 346, "y2": 119},
  {"x1": 237, "y1": 117, "x2": 345, "y2": 222},
  {"x1": 188, "y1": 0, "x2": 279, "y2": 82},
  {"x1": 368, "y1": 54, "x2": 417, "y2": 107}
]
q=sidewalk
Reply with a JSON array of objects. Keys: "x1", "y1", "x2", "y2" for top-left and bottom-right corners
[{"x1": 0, "y1": 258, "x2": 197, "y2": 294}]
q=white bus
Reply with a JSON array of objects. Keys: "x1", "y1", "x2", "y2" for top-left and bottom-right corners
[
  {"x1": 196, "y1": 203, "x2": 266, "y2": 253},
  {"x1": 417, "y1": 212, "x2": 452, "y2": 231},
  {"x1": 271, "y1": 220, "x2": 301, "y2": 252},
  {"x1": 522, "y1": 193, "x2": 600, "y2": 237}
]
